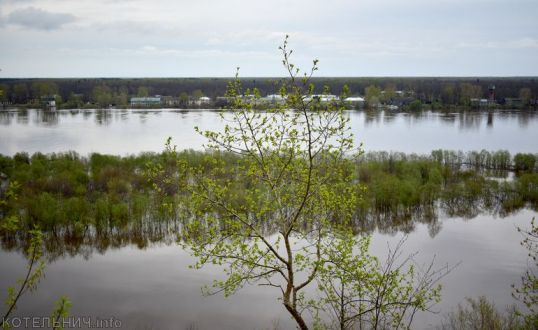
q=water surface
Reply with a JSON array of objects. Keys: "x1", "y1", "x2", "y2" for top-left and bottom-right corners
[
  {"x1": 1, "y1": 108, "x2": 537, "y2": 156},
  {"x1": 1, "y1": 107, "x2": 537, "y2": 329},
  {"x1": 0, "y1": 210, "x2": 535, "y2": 329}
]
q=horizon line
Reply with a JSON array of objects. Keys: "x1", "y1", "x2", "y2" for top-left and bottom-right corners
[{"x1": 1, "y1": 76, "x2": 537, "y2": 80}]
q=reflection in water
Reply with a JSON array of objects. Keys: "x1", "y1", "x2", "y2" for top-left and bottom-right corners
[
  {"x1": 16, "y1": 109, "x2": 29, "y2": 125},
  {"x1": 363, "y1": 109, "x2": 383, "y2": 126},
  {"x1": 0, "y1": 108, "x2": 537, "y2": 155},
  {"x1": 382, "y1": 111, "x2": 396, "y2": 124},
  {"x1": 0, "y1": 217, "x2": 182, "y2": 261},
  {"x1": 119, "y1": 109, "x2": 129, "y2": 122},
  {"x1": 138, "y1": 111, "x2": 148, "y2": 124},
  {"x1": 518, "y1": 111, "x2": 531, "y2": 128},
  {"x1": 83, "y1": 109, "x2": 92, "y2": 121},
  {"x1": 439, "y1": 113, "x2": 457, "y2": 125},
  {"x1": 0, "y1": 208, "x2": 535, "y2": 329},
  {"x1": 33, "y1": 110, "x2": 59, "y2": 126},
  {"x1": 0, "y1": 108, "x2": 536, "y2": 329},
  {"x1": 94, "y1": 109, "x2": 113, "y2": 125},
  {"x1": 355, "y1": 194, "x2": 525, "y2": 239},
  {"x1": 68, "y1": 109, "x2": 81, "y2": 118},
  {"x1": 1, "y1": 193, "x2": 533, "y2": 262},
  {"x1": 487, "y1": 111, "x2": 494, "y2": 127},
  {"x1": 458, "y1": 112, "x2": 481, "y2": 130},
  {"x1": 0, "y1": 111, "x2": 12, "y2": 125}
]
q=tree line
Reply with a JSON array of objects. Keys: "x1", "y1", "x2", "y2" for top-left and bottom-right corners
[
  {"x1": 0, "y1": 149, "x2": 536, "y2": 248},
  {"x1": 0, "y1": 77, "x2": 536, "y2": 109}
]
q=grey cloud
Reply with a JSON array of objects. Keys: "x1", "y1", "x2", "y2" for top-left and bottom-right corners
[
  {"x1": 0, "y1": 0, "x2": 34, "y2": 6},
  {"x1": 7, "y1": 7, "x2": 75, "y2": 30}
]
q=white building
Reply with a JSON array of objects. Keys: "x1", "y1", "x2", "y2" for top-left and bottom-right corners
[
  {"x1": 41, "y1": 96, "x2": 56, "y2": 107},
  {"x1": 130, "y1": 97, "x2": 161, "y2": 107},
  {"x1": 344, "y1": 96, "x2": 365, "y2": 102},
  {"x1": 304, "y1": 94, "x2": 339, "y2": 103},
  {"x1": 194, "y1": 96, "x2": 211, "y2": 106},
  {"x1": 262, "y1": 94, "x2": 286, "y2": 104}
]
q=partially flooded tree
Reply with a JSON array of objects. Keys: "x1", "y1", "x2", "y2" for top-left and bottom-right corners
[
  {"x1": 175, "y1": 36, "x2": 447, "y2": 329},
  {"x1": 438, "y1": 296, "x2": 522, "y2": 330}
]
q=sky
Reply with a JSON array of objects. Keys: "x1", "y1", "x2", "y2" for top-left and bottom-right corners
[{"x1": 0, "y1": 0, "x2": 537, "y2": 77}]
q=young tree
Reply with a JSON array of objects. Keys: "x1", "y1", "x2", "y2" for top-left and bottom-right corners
[
  {"x1": 12, "y1": 84, "x2": 29, "y2": 104},
  {"x1": 1, "y1": 182, "x2": 71, "y2": 330},
  {"x1": 458, "y1": 83, "x2": 482, "y2": 106},
  {"x1": 313, "y1": 235, "x2": 451, "y2": 330},
  {"x1": 513, "y1": 217, "x2": 538, "y2": 328},
  {"x1": 92, "y1": 84, "x2": 113, "y2": 108},
  {"x1": 191, "y1": 89, "x2": 204, "y2": 99},
  {"x1": 171, "y1": 36, "x2": 447, "y2": 329},
  {"x1": 178, "y1": 92, "x2": 189, "y2": 107},
  {"x1": 179, "y1": 36, "x2": 355, "y2": 329},
  {"x1": 137, "y1": 86, "x2": 149, "y2": 97},
  {"x1": 519, "y1": 88, "x2": 531, "y2": 107},
  {"x1": 0, "y1": 84, "x2": 8, "y2": 103},
  {"x1": 365, "y1": 85, "x2": 382, "y2": 108},
  {"x1": 30, "y1": 81, "x2": 58, "y2": 99}
]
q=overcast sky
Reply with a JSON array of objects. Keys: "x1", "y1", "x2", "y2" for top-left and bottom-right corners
[{"x1": 0, "y1": 0, "x2": 537, "y2": 77}]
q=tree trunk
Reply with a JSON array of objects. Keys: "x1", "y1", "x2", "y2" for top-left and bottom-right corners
[{"x1": 284, "y1": 303, "x2": 309, "y2": 330}]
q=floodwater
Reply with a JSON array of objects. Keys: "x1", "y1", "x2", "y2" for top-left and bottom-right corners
[
  {"x1": 0, "y1": 108, "x2": 537, "y2": 156},
  {"x1": 1, "y1": 107, "x2": 538, "y2": 329},
  {"x1": 0, "y1": 210, "x2": 535, "y2": 329}
]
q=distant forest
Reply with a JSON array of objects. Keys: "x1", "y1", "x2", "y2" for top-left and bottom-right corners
[{"x1": 0, "y1": 77, "x2": 537, "y2": 109}]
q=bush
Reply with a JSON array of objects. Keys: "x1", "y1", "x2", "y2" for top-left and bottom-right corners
[
  {"x1": 514, "y1": 153, "x2": 536, "y2": 173},
  {"x1": 438, "y1": 296, "x2": 523, "y2": 330},
  {"x1": 407, "y1": 99, "x2": 423, "y2": 111}
]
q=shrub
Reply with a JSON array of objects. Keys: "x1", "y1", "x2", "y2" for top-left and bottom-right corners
[
  {"x1": 438, "y1": 296, "x2": 522, "y2": 330},
  {"x1": 514, "y1": 153, "x2": 536, "y2": 173}
]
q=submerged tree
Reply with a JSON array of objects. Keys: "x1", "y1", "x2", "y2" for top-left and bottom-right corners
[
  {"x1": 438, "y1": 296, "x2": 522, "y2": 330},
  {"x1": 171, "y1": 36, "x2": 447, "y2": 329}
]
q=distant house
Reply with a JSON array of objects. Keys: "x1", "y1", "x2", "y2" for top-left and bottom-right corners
[
  {"x1": 344, "y1": 96, "x2": 365, "y2": 108},
  {"x1": 161, "y1": 96, "x2": 181, "y2": 107},
  {"x1": 262, "y1": 94, "x2": 286, "y2": 104},
  {"x1": 504, "y1": 98, "x2": 523, "y2": 108},
  {"x1": 390, "y1": 97, "x2": 415, "y2": 108},
  {"x1": 41, "y1": 96, "x2": 56, "y2": 108},
  {"x1": 304, "y1": 94, "x2": 339, "y2": 103},
  {"x1": 215, "y1": 96, "x2": 232, "y2": 107},
  {"x1": 470, "y1": 98, "x2": 495, "y2": 108},
  {"x1": 194, "y1": 96, "x2": 211, "y2": 106},
  {"x1": 130, "y1": 97, "x2": 161, "y2": 107},
  {"x1": 240, "y1": 94, "x2": 257, "y2": 103}
]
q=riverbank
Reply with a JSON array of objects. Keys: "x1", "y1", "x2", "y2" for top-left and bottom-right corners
[{"x1": 2, "y1": 103, "x2": 537, "y2": 112}]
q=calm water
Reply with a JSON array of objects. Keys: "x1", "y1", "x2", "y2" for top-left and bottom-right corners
[
  {"x1": 1, "y1": 108, "x2": 538, "y2": 329},
  {"x1": 0, "y1": 210, "x2": 534, "y2": 329},
  {"x1": 0, "y1": 108, "x2": 537, "y2": 155}
]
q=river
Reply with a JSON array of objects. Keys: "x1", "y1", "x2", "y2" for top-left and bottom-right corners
[
  {"x1": 0, "y1": 108, "x2": 537, "y2": 155},
  {"x1": 1, "y1": 108, "x2": 537, "y2": 329}
]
